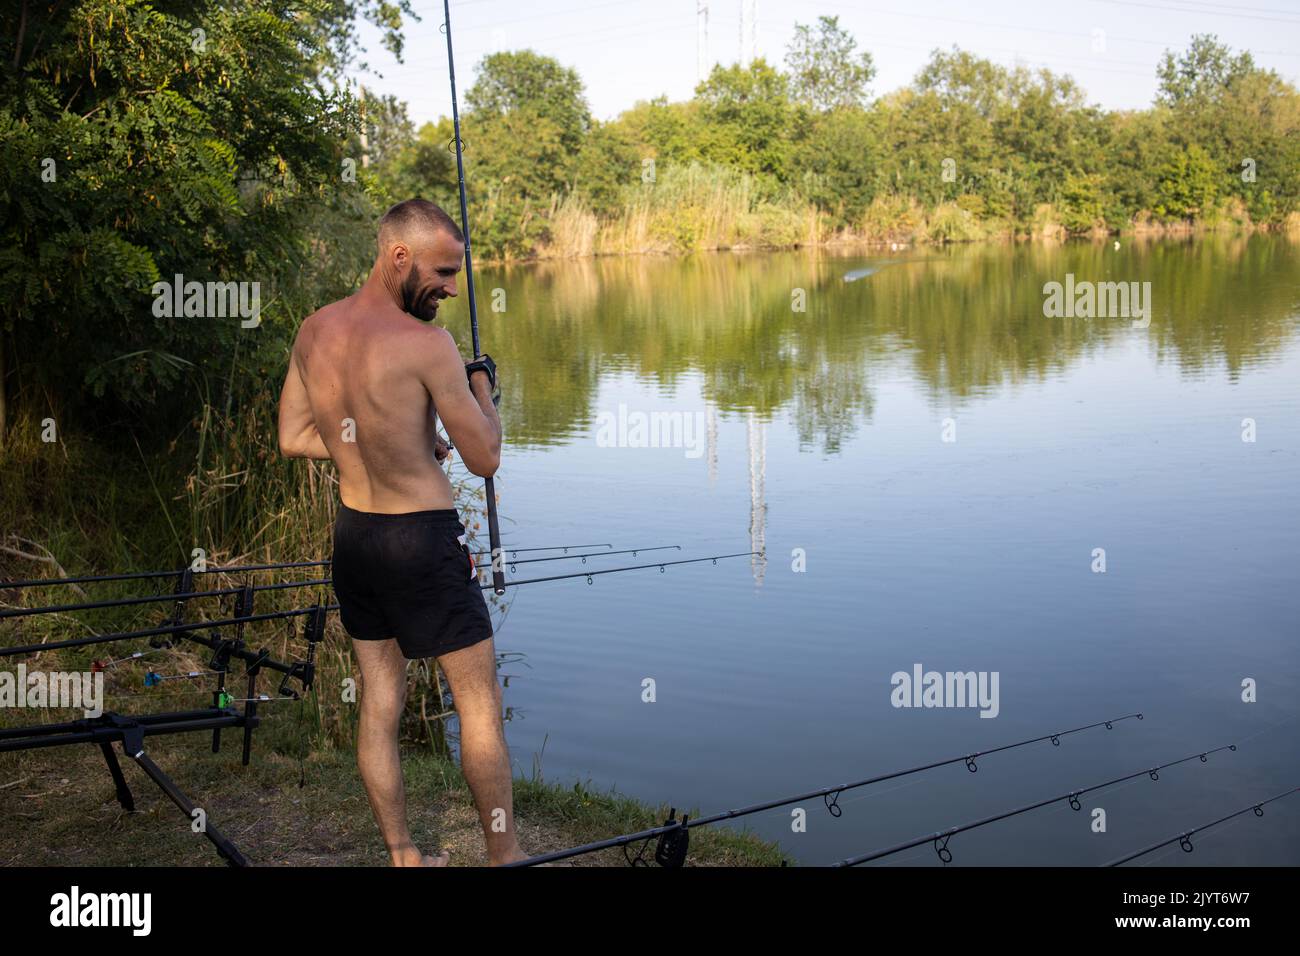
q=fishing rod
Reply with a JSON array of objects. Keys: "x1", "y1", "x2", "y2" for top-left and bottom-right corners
[
  {"x1": 0, "y1": 560, "x2": 333, "y2": 590},
  {"x1": 832, "y1": 744, "x2": 1238, "y2": 867},
  {"x1": 0, "y1": 577, "x2": 331, "y2": 620},
  {"x1": 500, "y1": 545, "x2": 681, "y2": 570},
  {"x1": 469, "y1": 544, "x2": 612, "y2": 558},
  {"x1": 0, "y1": 604, "x2": 324, "y2": 657},
  {"x1": 488, "y1": 552, "x2": 759, "y2": 589},
  {"x1": 0, "y1": 545, "x2": 622, "y2": 589},
  {"x1": 503, "y1": 711, "x2": 1144, "y2": 866},
  {"x1": 442, "y1": 0, "x2": 504, "y2": 596},
  {"x1": 0, "y1": 550, "x2": 758, "y2": 657},
  {"x1": 1105, "y1": 786, "x2": 1300, "y2": 866}
]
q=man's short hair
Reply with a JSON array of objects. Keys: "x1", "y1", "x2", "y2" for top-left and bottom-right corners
[{"x1": 377, "y1": 199, "x2": 464, "y2": 250}]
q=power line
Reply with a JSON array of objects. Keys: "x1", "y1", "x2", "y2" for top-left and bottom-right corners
[
  {"x1": 1148, "y1": 0, "x2": 1300, "y2": 14},
  {"x1": 789, "y1": 0, "x2": 1300, "y2": 55},
  {"x1": 1088, "y1": 0, "x2": 1300, "y2": 24},
  {"x1": 377, "y1": 14, "x2": 698, "y2": 77}
]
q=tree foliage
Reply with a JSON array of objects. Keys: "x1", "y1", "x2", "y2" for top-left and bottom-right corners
[
  {"x1": 785, "y1": 15, "x2": 875, "y2": 111},
  {"x1": 0, "y1": 0, "x2": 413, "y2": 424}
]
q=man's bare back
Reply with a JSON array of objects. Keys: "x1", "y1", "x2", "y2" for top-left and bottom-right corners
[
  {"x1": 293, "y1": 296, "x2": 456, "y2": 512},
  {"x1": 277, "y1": 219, "x2": 501, "y2": 508}
]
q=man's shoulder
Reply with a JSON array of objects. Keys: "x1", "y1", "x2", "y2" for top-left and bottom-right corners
[
  {"x1": 294, "y1": 300, "x2": 339, "y2": 345},
  {"x1": 401, "y1": 322, "x2": 458, "y2": 361},
  {"x1": 393, "y1": 324, "x2": 465, "y2": 392},
  {"x1": 302, "y1": 296, "x2": 353, "y2": 327}
]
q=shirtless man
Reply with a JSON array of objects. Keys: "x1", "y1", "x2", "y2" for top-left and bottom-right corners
[{"x1": 277, "y1": 198, "x2": 525, "y2": 866}]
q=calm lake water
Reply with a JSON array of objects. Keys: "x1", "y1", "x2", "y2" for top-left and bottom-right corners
[{"x1": 451, "y1": 236, "x2": 1300, "y2": 866}]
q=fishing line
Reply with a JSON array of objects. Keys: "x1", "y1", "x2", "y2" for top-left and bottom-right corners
[{"x1": 1231, "y1": 710, "x2": 1300, "y2": 747}]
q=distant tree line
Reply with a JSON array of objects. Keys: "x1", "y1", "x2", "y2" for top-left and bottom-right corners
[
  {"x1": 1, "y1": 3, "x2": 1295, "y2": 428},
  {"x1": 377, "y1": 21, "x2": 1299, "y2": 259}
]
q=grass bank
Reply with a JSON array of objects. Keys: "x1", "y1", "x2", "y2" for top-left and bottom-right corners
[{"x1": 0, "y1": 730, "x2": 787, "y2": 866}]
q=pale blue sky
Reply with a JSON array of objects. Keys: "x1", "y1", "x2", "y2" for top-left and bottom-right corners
[{"x1": 350, "y1": 0, "x2": 1300, "y2": 126}]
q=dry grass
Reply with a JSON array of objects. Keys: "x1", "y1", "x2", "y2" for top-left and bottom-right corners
[{"x1": 0, "y1": 729, "x2": 787, "y2": 867}]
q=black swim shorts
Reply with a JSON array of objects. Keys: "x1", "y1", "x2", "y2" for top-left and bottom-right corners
[{"x1": 331, "y1": 504, "x2": 493, "y2": 659}]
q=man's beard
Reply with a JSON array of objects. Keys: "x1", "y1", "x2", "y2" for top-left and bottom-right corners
[{"x1": 400, "y1": 265, "x2": 438, "y2": 321}]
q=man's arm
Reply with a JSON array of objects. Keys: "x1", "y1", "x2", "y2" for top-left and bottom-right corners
[
  {"x1": 419, "y1": 327, "x2": 501, "y2": 477},
  {"x1": 277, "y1": 345, "x2": 332, "y2": 460}
]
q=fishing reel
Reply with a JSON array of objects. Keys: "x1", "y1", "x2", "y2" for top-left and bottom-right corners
[
  {"x1": 152, "y1": 567, "x2": 198, "y2": 649},
  {"x1": 276, "y1": 603, "x2": 325, "y2": 699}
]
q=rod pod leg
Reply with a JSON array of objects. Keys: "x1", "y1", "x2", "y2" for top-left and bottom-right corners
[
  {"x1": 119, "y1": 727, "x2": 249, "y2": 867},
  {"x1": 98, "y1": 741, "x2": 135, "y2": 811}
]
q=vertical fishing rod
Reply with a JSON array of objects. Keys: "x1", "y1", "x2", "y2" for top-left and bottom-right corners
[{"x1": 442, "y1": 0, "x2": 506, "y2": 595}]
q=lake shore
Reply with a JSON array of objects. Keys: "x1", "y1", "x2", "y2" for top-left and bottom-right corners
[
  {"x1": 485, "y1": 202, "x2": 1300, "y2": 265},
  {"x1": 0, "y1": 730, "x2": 788, "y2": 866}
]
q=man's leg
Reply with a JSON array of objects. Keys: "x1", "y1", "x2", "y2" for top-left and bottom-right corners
[
  {"x1": 436, "y1": 636, "x2": 527, "y2": 865},
  {"x1": 352, "y1": 637, "x2": 449, "y2": 867}
]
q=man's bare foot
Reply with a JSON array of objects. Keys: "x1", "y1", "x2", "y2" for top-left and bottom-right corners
[
  {"x1": 488, "y1": 846, "x2": 531, "y2": 866},
  {"x1": 391, "y1": 845, "x2": 449, "y2": 867}
]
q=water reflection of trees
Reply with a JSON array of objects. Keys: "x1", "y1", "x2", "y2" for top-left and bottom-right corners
[{"x1": 457, "y1": 237, "x2": 1299, "y2": 452}]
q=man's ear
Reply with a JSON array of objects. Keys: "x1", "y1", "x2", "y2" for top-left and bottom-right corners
[{"x1": 389, "y1": 242, "x2": 410, "y2": 270}]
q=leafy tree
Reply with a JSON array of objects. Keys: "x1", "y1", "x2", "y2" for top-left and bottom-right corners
[
  {"x1": 1154, "y1": 143, "x2": 1220, "y2": 220},
  {"x1": 1060, "y1": 172, "x2": 1105, "y2": 232},
  {"x1": 371, "y1": 118, "x2": 458, "y2": 210},
  {"x1": 1153, "y1": 36, "x2": 1299, "y2": 223},
  {"x1": 785, "y1": 15, "x2": 876, "y2": 111},
  {"x1": 613, "y1": 95, "x2": 709, "y2": 167},
  {"x1": 453, "y1": 50, "x2": 593, "y2": 259},
  {"x1": 913, "y1": 48, "x2": 1008, "y2": 118},
  {"x1": 0, "y1": 0, "x2": 409, "y2": 431},
  {"x1": 1098, "y1": 109, "x2": 1168, "y2": 224},
  {"x1": 695, "y1": 59, "x2": 794, "y2": 179},
  {"x1": 574, "y1": 121, "x2": 640, "y2": 219},
  {"x1": 788, "y1": 107, "x2": 880, "y2": 226},
  {"x1": 1157, "y1": 34, "x2": 1257, "y2": 114},
  {"x1": 465, "y1": 50, "x2": 591, "y2": 162}
]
